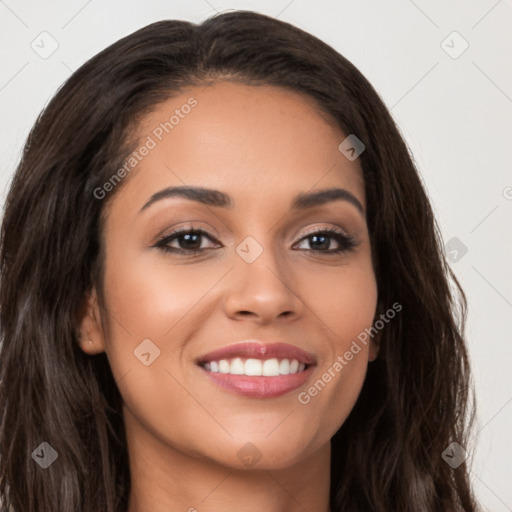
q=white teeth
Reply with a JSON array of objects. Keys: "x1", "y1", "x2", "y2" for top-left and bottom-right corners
[
  {"x1": 262, "y1": 358, "x2": 280, "y2": 376},
  {"x1": 279, "y1": 359, "x2": 290, "y2": 375},
  {"x1": 231, "y1": 357, "x2": 245, "y2": 375},
  {"x1": 219, "y1": 360, "x2": 230, "y2": 374},
  {"x1": 203, "y1": 357, "x2": 305, "y2": 376},
  {"x1": 245, "y1": 358, "x2": 262, "y2": 376}
]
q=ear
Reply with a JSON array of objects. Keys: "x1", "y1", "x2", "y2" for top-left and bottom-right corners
[{"x1": 77, "y1": 287, "x2": 106, "y2": 355}]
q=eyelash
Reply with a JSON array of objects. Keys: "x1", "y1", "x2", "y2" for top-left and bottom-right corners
[{"x1": 153, "y1": 225, "x2": 358, "y2": 257}]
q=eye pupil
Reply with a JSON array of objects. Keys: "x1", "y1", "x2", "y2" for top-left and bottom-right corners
[
  {"x1": 179, "y1": 232, "x2": 202, "y2": 250},
  {"x1": 310, "y1": 234, "x2": 330, "y2": 250}
]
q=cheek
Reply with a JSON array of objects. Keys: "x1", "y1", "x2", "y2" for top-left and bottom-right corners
[
  {"x1": 300, "y1": 256, "x2": 378, "y2": 345},
  {"x1": 101, "y1": 249, "x2": 221, "y2": 358},
  {"x1": 296, "y1": 336, "x2": 371, "y2": 445},
  {"x1": 293, "y1": 261, "x2": 377, "y2": 434}
]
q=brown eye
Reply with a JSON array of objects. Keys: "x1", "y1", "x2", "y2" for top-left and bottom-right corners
[
  {"x1": 155, "y1": 228, "x2": 220, "y2": 255},
  {"x1": 294, "y1": 228, "x2": 358, "y2": 254}
]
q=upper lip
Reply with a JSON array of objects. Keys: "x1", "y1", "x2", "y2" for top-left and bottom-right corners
[{"x1": 196, "y1": 340, "x2": 317, "y2": 366}]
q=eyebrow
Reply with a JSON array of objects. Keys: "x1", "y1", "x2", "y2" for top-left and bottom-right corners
[{"x1": 140, "y1": 185, "x2": 365, "y2": 215}]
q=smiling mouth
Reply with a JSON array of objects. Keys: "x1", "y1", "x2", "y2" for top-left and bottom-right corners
[
  {"x1": 196, "y1": 341, "x2": 316, "y2": 398},
  {"x1": 201, "y1": 357, "x2": 308, "y2": 376}
]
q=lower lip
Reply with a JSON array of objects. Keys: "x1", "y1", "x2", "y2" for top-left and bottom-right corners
[{"x1": 200, "y1": 366, "x2": 313, "y2": 398}]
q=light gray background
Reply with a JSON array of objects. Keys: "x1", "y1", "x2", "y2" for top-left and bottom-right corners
[{"x1": 1, "y1": 1, "x2": 511, "y2": 510}]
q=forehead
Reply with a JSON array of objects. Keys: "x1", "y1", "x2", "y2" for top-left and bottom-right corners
[{"x1": 110, "y1": 81, "x2": 365, "y2": 216}]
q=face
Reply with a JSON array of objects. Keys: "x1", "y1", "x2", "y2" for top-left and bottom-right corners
[{"x1": 80, "y1": 81, "x2": 379, "y2": 470}]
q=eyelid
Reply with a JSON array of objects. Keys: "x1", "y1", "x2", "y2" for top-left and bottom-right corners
[
  {"x1": 296, "y1": 224, "x2": 351, "y2": 239},
  {"x1": 152, "y1": 220, "x2": 222, "y2": 244},
  {"x1": 293, "y1": 226, "x2": 358, "y2": 251},
  {"x1": 154, "y1": 222, "x2": 352, "y2": 245}
]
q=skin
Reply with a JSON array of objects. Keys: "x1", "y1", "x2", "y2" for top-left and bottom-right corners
[{"x1": 79, "y1": 81, "x2": 380, "y2": 512}]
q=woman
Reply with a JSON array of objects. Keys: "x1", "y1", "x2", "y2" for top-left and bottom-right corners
[{"x1": 0, "y1": 10, "x2": 478, "y2": 512}]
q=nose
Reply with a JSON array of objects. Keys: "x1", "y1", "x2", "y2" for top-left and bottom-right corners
[{"x1": 222, "y1": 240, "x2": 305, "y2": 325}]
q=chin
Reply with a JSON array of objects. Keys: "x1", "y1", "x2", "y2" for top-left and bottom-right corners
[{"x1": 209, "y1": 432, "x2": 321, "y2": 472}]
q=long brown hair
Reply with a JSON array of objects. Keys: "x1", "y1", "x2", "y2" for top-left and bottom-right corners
[{"x1": 0, "y1": 10, "x2": 478, "y2": 511}]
